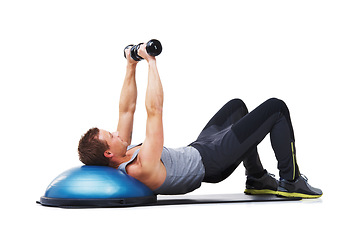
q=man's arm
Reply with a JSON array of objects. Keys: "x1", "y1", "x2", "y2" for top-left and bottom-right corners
[
  {"x1": 117, "y1": 50, "x2": 138, "y2": 144},
  {"x1": 137, "y1": 44, "x2": 164, "y2": 170}
]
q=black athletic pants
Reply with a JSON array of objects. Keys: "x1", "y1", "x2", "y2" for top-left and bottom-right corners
[{"x1": 191, "y1": 98, "x2": 300, "y2": 183}]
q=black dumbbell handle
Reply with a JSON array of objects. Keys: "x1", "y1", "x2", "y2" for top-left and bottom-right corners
[{"x1": 130, "y1": 43, "x2": 144, "y2": 61}]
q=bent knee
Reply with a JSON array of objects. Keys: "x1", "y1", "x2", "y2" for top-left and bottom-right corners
[
  {"x1": 266, "y1": 98, "x2": 289, "y2": 113},
  {"x1": 228, "y1": 98, "x2": 247, "y2": 108},
  {"x1": 267, "y1": 97, "x2": 286, "y2": 106}
]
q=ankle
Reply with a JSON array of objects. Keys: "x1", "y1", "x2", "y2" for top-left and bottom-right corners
[{"x1": 249, "y1": 169, "x2": 267, "y2": 179}]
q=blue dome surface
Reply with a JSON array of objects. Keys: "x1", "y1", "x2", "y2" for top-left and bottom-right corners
[{"x1": 39, "y1": 166, "x2": 157, "y2": 207}]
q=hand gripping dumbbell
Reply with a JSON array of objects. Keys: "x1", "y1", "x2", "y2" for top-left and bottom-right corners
[{"x1": 124, "y1": 39, "x2": 162, "y2": 61}]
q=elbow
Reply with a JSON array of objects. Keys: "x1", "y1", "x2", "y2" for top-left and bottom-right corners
[
  {"x1": 128, "y1": 103, "x2": 137, "y2": 114},
  {"x1": 145, "y1": 96, "x2": 163, "y2": 116},
  {"x1": 145, "y1": 97, "x2": 163, "y2": 116},
  {"x1": 119, "y1": 104, "x2": 136, "y2": 115},
  {"x1": 146, "y1": 104, "x2": 163, "y2": 116},
  {"x1": 145, "y1": 93, "x2": 163, "y2": 116}
]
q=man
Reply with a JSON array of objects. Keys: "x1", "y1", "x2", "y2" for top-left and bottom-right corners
[{"x1": 78, "y1": 43, "x2": 322, "y2": 198}]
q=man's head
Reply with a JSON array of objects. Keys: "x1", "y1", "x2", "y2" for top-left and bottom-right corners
[
  {"x1": 78, "y1": 128, "x2": 110, "y2": 166},
  {"x1": 78, "y1": 127, "x2": 128, "y2": 168}
]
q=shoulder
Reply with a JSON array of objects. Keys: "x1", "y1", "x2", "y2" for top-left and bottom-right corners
[
  {"x1": 125, "y1": 155, "x2": 142, "y2": 177},
  {"x1": 127, "y1": 154, "x2": 167, "y2": 190},
  {"x1": 126, "y1": 154, "x2": 156, "y2": 177},
  {"x1": 125, "y1": 151, "x2": 156, "y2": 177}
]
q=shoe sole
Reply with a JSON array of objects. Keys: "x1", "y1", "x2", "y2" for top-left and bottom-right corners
[
  {"x1": 245, "y1": 189, "x2": 323, "y2": 199},
  {"x1": 244, "y1": 189, "x2": 278, "y2": 195},
  {"x1": 276, "y1": 191, "x2": 322, "y2": 199}
]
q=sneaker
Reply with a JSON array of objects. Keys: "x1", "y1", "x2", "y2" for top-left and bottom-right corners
[
  {"x1": 277, "y1": 175, "x2": 323, "y2": 199},
  {"x1": 244, "y1": 170, "x2": 279, "y2": 195}
]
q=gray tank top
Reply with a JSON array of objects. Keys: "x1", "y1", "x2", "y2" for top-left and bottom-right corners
[{"x1": 119, "y1": 145, "x2": 205, "y2": 195}]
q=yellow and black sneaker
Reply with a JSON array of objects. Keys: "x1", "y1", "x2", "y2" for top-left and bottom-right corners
[
  {"x1": 277, "y1": 175, "x2": 323, "y2": 199},
  {"x1": 244, "y1": 170, "x2": 279, "y2": 195}
]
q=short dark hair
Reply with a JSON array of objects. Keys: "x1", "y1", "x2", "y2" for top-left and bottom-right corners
[{"x1": 78, "y1": 127, "x2": 110, "y2": 166}]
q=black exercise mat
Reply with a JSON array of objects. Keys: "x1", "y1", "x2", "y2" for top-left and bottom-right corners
[
  {"x1": 37, "y1": 193, "x2": 301, "y2": 208},
  {"x1": 154, "y1": 193, "x2": 301, "y2": 206}
]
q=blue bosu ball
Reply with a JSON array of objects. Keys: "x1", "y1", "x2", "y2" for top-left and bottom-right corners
[{"x1": 39, "y1": 166, "x2": 157, "y2": 207}]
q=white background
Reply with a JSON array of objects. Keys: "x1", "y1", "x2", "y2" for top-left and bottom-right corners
[{"x1": 1, "y1": 0, "x2": 359, "y2": 239}]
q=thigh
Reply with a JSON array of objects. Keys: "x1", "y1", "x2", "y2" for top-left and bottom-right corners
[
  {"x1": 198, "y1": 111, "x2": 280, "y2": 183},
  {"x1": 231, "y1": 98, "x2": 294, "y2": 144},
  {"x1": 193, "y1": 129, "x2": 244, "y2": 183},
  {"x1": 197, "y1": 98, "x2": 248, "y2": 140}
]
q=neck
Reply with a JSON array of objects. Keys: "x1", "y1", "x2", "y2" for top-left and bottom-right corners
[{"x1": 109, "y1": 153, "x2": 132, "y2": 169}]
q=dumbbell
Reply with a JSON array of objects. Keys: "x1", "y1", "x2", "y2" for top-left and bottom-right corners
[{"x1": 124, "y1": 39, "x2": 162, "y2": 61}]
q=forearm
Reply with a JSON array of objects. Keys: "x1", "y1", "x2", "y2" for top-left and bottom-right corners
[
  {"x1": 119, "y1": 63, "x2": 138, "y2": 113},
  {"x1": 145, "y1": 60, "x2": 163, "y2": 115},
  {"x1": 136, "y1": 46, "x2": 164, "y2": 169},
  {"x1": 140, "y1": 59, "x2": 164, "y2": 168}
]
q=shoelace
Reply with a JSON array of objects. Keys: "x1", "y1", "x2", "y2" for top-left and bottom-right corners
[{"x1": 300, "y1": 174, "x2": 308, "y2": 182}]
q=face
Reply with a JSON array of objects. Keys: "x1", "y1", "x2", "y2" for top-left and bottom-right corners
[{"x1": 98, "y1": 129, "x2": 128, "y2": 159}]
